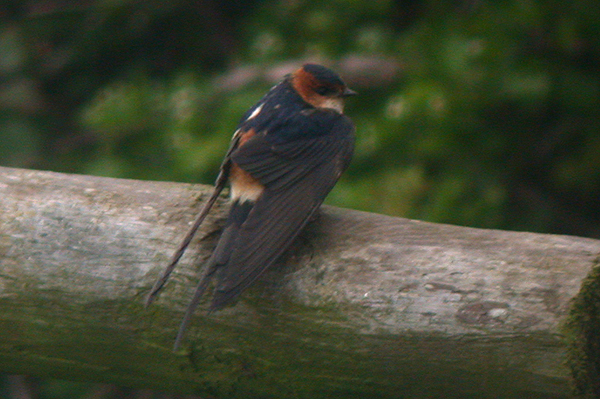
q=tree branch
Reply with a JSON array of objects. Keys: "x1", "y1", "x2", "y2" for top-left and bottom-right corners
[{"x1": 1, "y1": 166, "x2": 599, "y2": 398}]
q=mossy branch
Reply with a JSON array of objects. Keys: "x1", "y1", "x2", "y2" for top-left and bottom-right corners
[{"x1": 1, "y1": 166, "x2": 599, "y2": 398}]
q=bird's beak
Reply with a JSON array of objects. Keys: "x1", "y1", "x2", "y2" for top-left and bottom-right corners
[{"x1": 341, "y1": 87, "x2": 357, "y2": 97}]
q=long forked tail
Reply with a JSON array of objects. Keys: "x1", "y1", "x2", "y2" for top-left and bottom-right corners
[
  {"x1": 172, "y1": 200, "x2": 252, "y2": 350},
  {"x1": 173, "y1": 264, "x2": 218, "y2": 350},
  {"x1": 145, "y1": 185, "x2": 223, "y2": 308}
]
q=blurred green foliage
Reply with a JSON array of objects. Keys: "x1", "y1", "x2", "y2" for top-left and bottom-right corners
[
  {"x1": 2, "y1": 0, "x2": 600, "y2": 238},
  {"x1": 1, "y1": 0, "x2": 600, "y2": 397}
]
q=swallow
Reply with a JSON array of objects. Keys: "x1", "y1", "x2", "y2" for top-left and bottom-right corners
[{"x1": 146, "y1": 63, "x2": 356, "y2": 349}]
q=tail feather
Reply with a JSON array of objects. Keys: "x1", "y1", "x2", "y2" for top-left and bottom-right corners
[
  {"x1": 145, "y1": 184, "x2": 224, "y2": 308},
  {"x1": 173, "y1": 199, "x2": 254, "y2": 349},
  {"x1": 173, "y1": 264, "x2": 217, "y2": 350}
]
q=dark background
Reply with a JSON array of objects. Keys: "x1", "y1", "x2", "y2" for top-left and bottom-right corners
[{"x1": 1, "y1": 0, "x2": 599, "y2": 397}]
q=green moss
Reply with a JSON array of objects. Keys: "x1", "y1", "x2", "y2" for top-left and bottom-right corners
[
  {"x1": 0, "y1": 276, "x2": 572, "y2": 398},
  {"x1": 563, "y1": 257, "x2": 600, "y2": 398}
]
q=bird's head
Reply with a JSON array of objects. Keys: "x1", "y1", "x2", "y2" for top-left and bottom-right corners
[{"x1": 291, "y1": 64, "x2": 356, "y2": 113}]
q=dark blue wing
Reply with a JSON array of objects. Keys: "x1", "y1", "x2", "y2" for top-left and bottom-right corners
[
  {"x1": 210, "y1": 114, "x2": 354, "y2": 309},
  {"x1": 232, "y1": 110, "x2": 354, "y2": 191}
]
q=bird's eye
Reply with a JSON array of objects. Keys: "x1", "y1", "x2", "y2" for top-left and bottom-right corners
[{"x1": 315, "y1": 86, "x2": 334, "y2": 96}]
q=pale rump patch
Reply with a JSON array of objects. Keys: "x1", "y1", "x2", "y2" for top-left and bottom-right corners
[
  {"x1": 230, "y1": 164, "x2": 264, "y2": 203},
  {"x1": 229, "y1": 128, "x2": 262, "y2": 202}
]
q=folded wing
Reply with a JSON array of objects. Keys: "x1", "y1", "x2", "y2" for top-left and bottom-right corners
[{"x1": 209, "y1": 114, "x2": 354, "y2": 309}]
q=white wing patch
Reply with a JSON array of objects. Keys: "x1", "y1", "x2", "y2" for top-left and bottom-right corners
[{"x1": 246, "y1": 103, "x2": 264, "y2": 121}]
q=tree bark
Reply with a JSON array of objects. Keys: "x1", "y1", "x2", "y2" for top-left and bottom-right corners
[{"x1": 1, "y1": 166, "x2": 599, "y2": 398}]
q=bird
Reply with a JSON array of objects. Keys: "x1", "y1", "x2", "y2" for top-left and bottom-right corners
[{"x1": 145, "y1": 63, "x2": 356, "y2": 350}]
